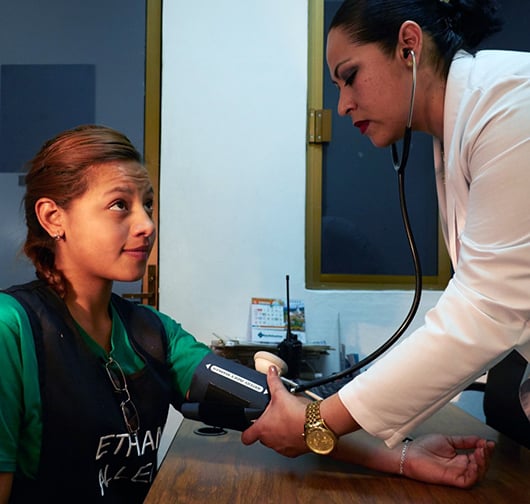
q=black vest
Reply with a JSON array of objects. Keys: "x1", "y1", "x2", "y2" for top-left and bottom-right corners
[{"x1": 5, "y1": 281, "x2": 180, "y2": 504}]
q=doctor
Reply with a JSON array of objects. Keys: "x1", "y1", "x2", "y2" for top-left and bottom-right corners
[{"x1": 242, "y1": 0, "x2": 530, "y2": 458}]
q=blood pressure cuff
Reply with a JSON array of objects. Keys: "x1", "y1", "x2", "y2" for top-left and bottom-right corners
[{"x1": 181, "y1": 353, "x2": 270, "y2": 431}]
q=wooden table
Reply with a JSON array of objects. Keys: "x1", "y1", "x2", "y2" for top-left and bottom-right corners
[{"x1": 146, "y1": 404, "x2": 530, "y2": 503}]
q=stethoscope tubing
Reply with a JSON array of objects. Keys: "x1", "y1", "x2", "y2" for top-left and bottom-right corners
[{"x1": 293, "y1": 50, "x2": 421, "y2": 394}]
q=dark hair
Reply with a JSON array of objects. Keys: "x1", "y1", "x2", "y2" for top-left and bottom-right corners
[
  {"x1": 23, "y1": 124, "x2": 142, "y2": 296},
  {"x1": 330, "y1": 0, "x2": 503, "y2": 76}
]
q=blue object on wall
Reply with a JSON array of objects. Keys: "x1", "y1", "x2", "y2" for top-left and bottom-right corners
[{"x1": 0, "y1": 64, "x2": 95, "y2": 172}]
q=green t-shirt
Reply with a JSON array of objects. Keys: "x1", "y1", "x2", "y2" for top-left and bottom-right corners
[{"x1": 0, "y1": 292, "x2": 210, "y2": 478}]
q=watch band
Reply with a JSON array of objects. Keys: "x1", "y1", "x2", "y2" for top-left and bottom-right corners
[{"x1": 306, "y1": 400, "x2": 324, "y2": 427}]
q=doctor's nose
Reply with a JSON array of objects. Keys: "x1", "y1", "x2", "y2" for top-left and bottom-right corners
[{"x1": 337, "y1": 90, "x2": 356, "y2": 117}]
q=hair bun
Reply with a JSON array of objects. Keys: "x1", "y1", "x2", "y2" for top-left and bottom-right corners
[
  {"x1": 438, "y1": 0, "x2": 502, "y2": 49},
  {"x1": 438, "y1": 0, "x2": 461, "y2": 31}
]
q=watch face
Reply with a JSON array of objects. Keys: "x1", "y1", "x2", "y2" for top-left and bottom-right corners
[{"x1": 306, "y1": 427, "x2": 336, "y2": 455}]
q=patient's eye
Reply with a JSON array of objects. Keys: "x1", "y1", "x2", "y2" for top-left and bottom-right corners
[{"x1": 110, "y1": 200, "x2": 128, "y2": 212}]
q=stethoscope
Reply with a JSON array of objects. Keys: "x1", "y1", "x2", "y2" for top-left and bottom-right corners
[{"x1": 291, "y1": 49, "x2": 422, "y2": 395}]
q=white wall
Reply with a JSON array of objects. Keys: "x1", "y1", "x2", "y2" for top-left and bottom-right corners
[{"x1": 160, "y1": 0, "x2": 443, "y2": 375}]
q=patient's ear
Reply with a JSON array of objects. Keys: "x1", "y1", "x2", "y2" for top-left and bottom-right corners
[{"x1": 35, "y1": 197, "x2": 64, "y2": 239}]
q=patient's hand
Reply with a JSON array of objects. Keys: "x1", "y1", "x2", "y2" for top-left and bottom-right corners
[{"x1": 402, "y1": 434, "x2": 495, "y2": 488}]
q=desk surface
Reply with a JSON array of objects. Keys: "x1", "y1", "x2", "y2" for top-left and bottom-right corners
[{"x1": 146, "y1": 404, "x2": 530, "y2": 504}]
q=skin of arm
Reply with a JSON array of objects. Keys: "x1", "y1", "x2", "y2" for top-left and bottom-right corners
[
  {"x1": 0, "y1": 473, "x2": 13, "y2": 504},
  {"x1": 333, "y1": 432, "x2": 494, "y2": 488},
  {"x1": 242, "y1": 367, "x2": 495, "y2": 488},
  {"x1": 241, "y1": 366, "x2": 363, "y2": 457}
]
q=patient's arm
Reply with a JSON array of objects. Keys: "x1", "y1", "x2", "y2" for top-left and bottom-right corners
[{"x1": 332, "y1": 432, "x2": 495, "y2": 489}]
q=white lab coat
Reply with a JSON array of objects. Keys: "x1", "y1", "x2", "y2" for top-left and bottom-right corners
[{"x1": 339, "y1": 50, "x2": 530, "y2": 447}]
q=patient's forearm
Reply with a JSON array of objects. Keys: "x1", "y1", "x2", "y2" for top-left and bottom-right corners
[{"x1": 331, "y1": 431, "x2": 401, "y2": 474}]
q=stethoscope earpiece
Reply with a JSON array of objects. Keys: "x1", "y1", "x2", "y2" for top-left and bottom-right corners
[{"x1": 403, "y1": 48, "x2": 416, "y2": 61}]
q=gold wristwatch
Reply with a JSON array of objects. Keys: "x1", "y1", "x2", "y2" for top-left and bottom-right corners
[{"x1": 303, "y1": 400, "x2": 337, "y2": 455}]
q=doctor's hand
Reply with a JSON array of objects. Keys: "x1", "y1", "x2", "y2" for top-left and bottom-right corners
[
  {"x1": 241, "y1": 365, "x2": 310, "y2": 457},
  {"x1": 402, "y1": 435, "x2": 495, "y2": 488}
]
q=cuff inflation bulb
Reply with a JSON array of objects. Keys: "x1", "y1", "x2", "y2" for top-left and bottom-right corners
[{"x1": 253, "y1": 350, "x2": 288, "y2": 375}]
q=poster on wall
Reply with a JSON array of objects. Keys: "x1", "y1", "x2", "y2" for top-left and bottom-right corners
[{"x1": 250, "y1": 297, "x2": 306, "y2": 343}]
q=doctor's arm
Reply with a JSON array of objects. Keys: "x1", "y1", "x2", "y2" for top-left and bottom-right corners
[{"x1": 241, "y1": 366, "x2": 360, "y2": 457}]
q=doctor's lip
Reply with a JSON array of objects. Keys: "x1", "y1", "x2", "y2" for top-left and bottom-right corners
[{"x1": 354, "y1": 120, "x2": 370, "y2": 135}]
